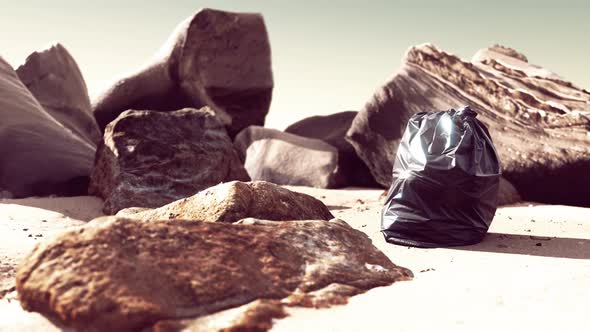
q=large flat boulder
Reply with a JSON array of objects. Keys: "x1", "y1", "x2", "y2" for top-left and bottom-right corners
[
  {"x1": 285, "y1": 111, "x2": 379, "y2": 187},
  {"x1": 0, "y1": 56, "x2": 95, "y2": 197},
  {"x1": 117, "y1": 180, "x2": 334, "y2": 222},
  {"x1": 93, "y1": 8, "x2": 273, "y2": 137},
  {"x1": 89, "y1": 107, "x2": 249, "y2": 214},
  {"x1": 16, "y1": 43, "x2": 101, "y2": 147},
  {"x1": 16, "y1": 217, "x2": 412, "y2": 331},
  {"x1": 234, "y1": 126, "x2": 341, "y2": 188},
  {"x1": 346, "y1": 44, "x2": 590, "y2": 206}
]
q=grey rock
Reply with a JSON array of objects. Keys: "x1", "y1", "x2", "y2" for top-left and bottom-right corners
[
  {"x1": 234, "y1": 126, "x2": 341, "y2": 188},
  {"x1": 16, "y1": 43, "x2": 101, "y2": 147},
  {"x1": 93, "y1": 8, "x2": 273, "y2": 138},
  {"x1": 285, "y1": 111, "x2": 379, "y2": 187},
  {"x1": 0, "y1": 56, "x2": 94, "y2": 197},
  {"x1": 89, "y1": 107, "x2": 249, "y2": 214}
]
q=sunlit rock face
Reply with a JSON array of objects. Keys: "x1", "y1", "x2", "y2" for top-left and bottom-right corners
[
  {"x1": 347, "y1": 43, "x2": 590, "y2": 206},
  {"x1": 93, "y1": 8, "x2": 273, "y2": 138},
  {"x1": 117, "y1": 180, "x2": 335, "y2": 222}
]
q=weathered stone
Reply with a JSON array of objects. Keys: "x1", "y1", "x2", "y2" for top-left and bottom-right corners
[
  {"x1": 498, "y1": 177, "x2": 522, "y2": 206},
  {"x1": 147, "y1": 299, "x2": 287, "y2": 332},
  {"x1": 117, "y1": 181, "x2": 334, "y2": 222},
  {"x1": 285, "y1": 111, "x2": 379, "y2": 187},
  {"x1": 346, "y1": 44, "x2": 590, "y2": 206},
  {"x1": 234, "y1": 126, "x2": 340, "y2": 188},
  {"x1": 93, "y1": 8, "x2": 273, "y2": 137},
  {"x1": 16, "y1": 217, "x2": 412, "y2": 331},
  {"x1": 0, "y1": 56, "x2": 95, "y2": 197},
  {"x1": 89, "y1": 107, "x2": 249, "y2": 214},
  {"x1": 16, "y1": 43, "x2": 101, "y2": 147}
]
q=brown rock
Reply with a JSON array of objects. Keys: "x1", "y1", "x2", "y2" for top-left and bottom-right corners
[
  {"x1": 148, "y1": 299, "x2": 287, "y2": 332},
  {"x1": 285, "y1": 111, "x2": 379, "y2": 187},
  {"x1": 234, "y1": 126, "x2": 340, "y2": 188},
  {"x1": 117, "y1": 181, "x2": 334, "y2": 222},
  {"x1": 93, "y1": 8, "x2": 273, "y2": 137},
  {"x1": 89, "y1": 107, "x2": 249, "y2": 214},
  {"x1": 16, "y1": 43, "x2": 101, "y2": 147},
  {"x1": 17, "y1": 217, "x2": 412, "y2": 331},
  {"x1": 0, "y1": 56, "x2": 95, "y2": 197},
  {"x1": 346, "y1": 43, "x2": 590, "y2": 206}
]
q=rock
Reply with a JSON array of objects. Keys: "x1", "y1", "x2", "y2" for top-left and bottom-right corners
[
  {"x1": 89, "y1": 107, "x2": 250, "y2": 214},
  {"x1": 0, "y1": 190, "x2": 13, "y2": 199},
  {"x1": 16, "y1": 217, "x2": 412, "y2": 331},
  {"x1": 0, "y1": 56, "x2": 95, "y2": 197},
  {"x1": 346, "y1": 43, "x2": 590, "y2": 206},
  {"x1": 117, "y1": 181, "x2": 334, "y2": 222},
  {"x1": 93, "y1": 8, "x2": 273, "y2": 137},
  {"x1": 234, "y1": 126, "x2": 341, "y2": 188},
  {"x1": 16, "y1": 43, "x2": 101, "y2": 147},
  {"x1": 285, "y1": 111, "x2": 379, "y2": 187},
  {"x1": 498, "y1": 177, "x2": 522, "y2": 206},
  {"x1": 149, "y1": 299, "x2": 287, "y2": 332}
]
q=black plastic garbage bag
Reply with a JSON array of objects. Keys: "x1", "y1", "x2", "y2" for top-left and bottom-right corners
[{"x1": 381, "y1": 106, "x2": 500, "y2": 248}]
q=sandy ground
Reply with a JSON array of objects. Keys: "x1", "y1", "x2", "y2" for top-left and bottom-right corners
[{"x1": 1, "y1": 188, "x2": 589, "y2": 331}]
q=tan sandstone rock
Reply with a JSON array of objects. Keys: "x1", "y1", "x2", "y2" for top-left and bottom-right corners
[{"x1": 117, "y1": 181, "x2": 334, "y2": 222}]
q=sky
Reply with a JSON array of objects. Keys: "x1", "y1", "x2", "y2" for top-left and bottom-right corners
[{"x1": 1, "y1": 0, "x2": 589, "y2": 128}]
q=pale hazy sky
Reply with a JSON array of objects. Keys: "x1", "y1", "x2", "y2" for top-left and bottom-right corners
[{"x1": 2, "y1": 0, "x2": 588, "y2": 128}]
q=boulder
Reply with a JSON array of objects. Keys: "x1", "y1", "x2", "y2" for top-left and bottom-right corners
[
  {"x1": 16, "y1": 217, "x2": 412, "y2": 331},
  {"x1": 16, "y1": 43, "x2": 101, "y2": 147},
  {"x1": 117, "y1": 181, "x2": 334, "y2": 222},
  {"x1": 346, "y1": 44, "x2": 590, "y2": 206},
  {"x1": 234, "y1": 126, "x2": 341, "y2": 188},
  {"x1": 89, "y1": 107, "x2": 249, "y2": 214},
  {"x1": 285, "y1": 111, "x2": 379, "y2": 187},
  {"x1": 93, "y1": 8, "x2": 273, "y2": 137},
  {"x1": 0, "y1": 56, "x2": 95, "y2": 197}
]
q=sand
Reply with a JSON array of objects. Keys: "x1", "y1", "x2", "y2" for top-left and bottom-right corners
[{"x1": 1, "y1": 188, "x2": 589, "y2": 331}]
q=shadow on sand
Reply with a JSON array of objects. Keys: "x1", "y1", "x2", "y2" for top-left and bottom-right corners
[{"x1": 455, "y1": 232, "x2": 590, "y2": 259}]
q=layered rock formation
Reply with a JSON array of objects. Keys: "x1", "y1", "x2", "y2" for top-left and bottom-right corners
[
  {"x1": 16, "y1": 43, "x2": 101, "y2": 147},
  {"x1": 347, "y1": 44, "x2": 590, "y2": 206},
  {"x1": 234, "y1": 126, "x2": 341, "y2": 188},
  {"x1": 16, "y1": 217, "x2": 412, "y2": 331},
  {"x1": 0, "y1": 56, "x2": 95, "y2": 197},
  {"x1": 285, "y1": 111, "x2": 379, "y2": 187},
  {"x1": 89, "y1": 107, "x2": 249, "y2": 214},
  {"x1": 118, "y1": 181, "x2": 334, "y2": 222},
  {"x1": 93, "y1": 8, "x2": 273, "y2": 137}
]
